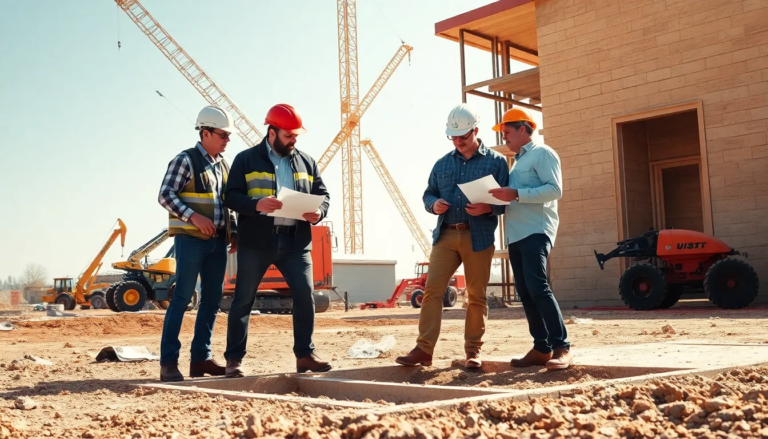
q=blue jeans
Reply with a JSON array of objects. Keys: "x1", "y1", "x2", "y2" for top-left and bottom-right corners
[
  {"x1": 160, "y1": 234, "x2": 228, "y2": 365},
  {"x1": 508, "y1": 233, "x2": 570, "y2": 354},
  {"x1": 225, "y1": 233, "x2": 315, "y2": 360}
]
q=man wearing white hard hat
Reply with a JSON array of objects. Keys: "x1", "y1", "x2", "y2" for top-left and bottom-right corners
[
  {"x1": 157, "y1": 105, "x2": 239, "y2": 382},
  {"x1": 396, "y1": 104, "x2": 509, "y2": 370}
]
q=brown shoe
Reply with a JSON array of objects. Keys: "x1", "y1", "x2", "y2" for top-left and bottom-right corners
[
  {"x1": 160, "y1": 362, "x2": 184, "y2": 382},
  {"x1": 395, "y1": 346, "x2": 432, "y2": 367},
  {"x1": 546, "y1": 348, "x2": 574, "y2": 370},
  {"x1": 225, "y1": 358, "x2": 244, "y2": 378},
  {"x1": 511, "y1": 349, "x2": 553, "y2": 367},
  {"x1": 189, "y1": 359, "x2": 226, "y2": 378},
  {"x1": 465, "y1": 352, "x2": 482, "y2": 370},
  {"x1": 297, "y1": 353, "x2": 332, "y2": 373}
]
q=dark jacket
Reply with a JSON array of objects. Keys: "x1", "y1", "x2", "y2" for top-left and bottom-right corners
[{"x1": 224, "y1": 138, "x2": 330, "y2": 251}]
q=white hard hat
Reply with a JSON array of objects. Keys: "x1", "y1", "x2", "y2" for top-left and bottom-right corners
[
  {"x1": 195, "y1": 105, "x2": 239, "y2": 133},
  {"x1": 445, "y1": 103, "x2": 479, "y2": 136}
]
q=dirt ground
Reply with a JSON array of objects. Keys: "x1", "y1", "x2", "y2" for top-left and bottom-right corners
[{"x1": 1, "y1": 301, "x2": 768, "y2": 438}]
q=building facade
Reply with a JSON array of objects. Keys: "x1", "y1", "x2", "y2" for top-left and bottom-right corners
[{"x1": 436, "y1": 0, "x2": 768, "y2": 306}]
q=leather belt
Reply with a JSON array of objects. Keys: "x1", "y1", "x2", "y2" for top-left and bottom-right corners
[
  {"x1": 442, "y1": 223, "x2": 470, "y2": 230},
  {"x1": 274, "y1": 225, "x2": 296, "y2": 234}
]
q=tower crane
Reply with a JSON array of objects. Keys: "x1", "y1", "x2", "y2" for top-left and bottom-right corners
[
  {"x1": 114, "y1": 0, "x2": 263, "y2": 146},
  {"x1": 115, "y1": 0, "x2": 431, "y2": 258}
]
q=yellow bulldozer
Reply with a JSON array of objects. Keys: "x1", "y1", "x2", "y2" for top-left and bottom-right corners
[{"x1": 42, "y1": 219, "x2": 127, "y2": 310}]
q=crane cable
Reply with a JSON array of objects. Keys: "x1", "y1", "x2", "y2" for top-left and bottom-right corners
[{"x1": 370, "y1": 0, "x2": 405, "y2": 45}]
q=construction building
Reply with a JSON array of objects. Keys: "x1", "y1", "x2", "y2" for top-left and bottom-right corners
[{"x1": 436, "y1": 0, "x2": 768, "y2": 306}]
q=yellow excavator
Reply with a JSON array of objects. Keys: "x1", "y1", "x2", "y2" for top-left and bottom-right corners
[
  {"x1": 42, "y1": 219, "x2": 127, "y2": 310},
  {"x1": 107, "y1": 228, "x2": 193, "y2": 312}
]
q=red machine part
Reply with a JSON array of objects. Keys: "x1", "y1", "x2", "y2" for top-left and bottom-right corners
[{"x1": 656, "y1": 230, "x2": 734, "y2": 283}]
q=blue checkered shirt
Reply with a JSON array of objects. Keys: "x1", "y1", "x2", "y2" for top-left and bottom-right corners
[{"x1": 423, "y1": 140, "x2": 509, "y2": 252}]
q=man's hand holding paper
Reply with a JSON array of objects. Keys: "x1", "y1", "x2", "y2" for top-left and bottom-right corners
[{"x1": 457, "y1": 174, "x2": 510, "y2": 206}]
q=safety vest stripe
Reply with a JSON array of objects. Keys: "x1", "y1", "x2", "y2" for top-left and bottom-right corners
[
  {"x1": 247, "y1": 187, "x2": 273, "y2": 197},
  {"x1": 179, "y1": 195, "x2": 216, "y2": 204},
  {"x1": 245, "y1": 171, "x2": 275, "y2": 182},
  {"x1": 246, "y1": 178, "x2": 274, "y2": 191},
  {"x1": 169, "y1": 219, "x2": 196, "y2": 229},
  {"x1": 178, "y1": 192, "x2": 215, "y2": 198},
  {"x1": 293, "y1": 172, "x2": 314, "y2": 183}
]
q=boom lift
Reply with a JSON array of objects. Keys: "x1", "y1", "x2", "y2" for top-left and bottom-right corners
[
  {"x1": 360, "y1": 263, "x2": 465, "y2": 309},
  {"x1": 42, "y1": 219, "x2": 127, "y2": 310}
]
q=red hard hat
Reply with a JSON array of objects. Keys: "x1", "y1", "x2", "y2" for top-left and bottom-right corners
[{"x1": 264, "y1": 104, "x2": 307, "y2": 134}]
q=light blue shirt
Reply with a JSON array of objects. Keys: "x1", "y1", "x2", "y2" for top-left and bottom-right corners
[
  {"x1": 505, "y1": 141, "x2": 562, "y2": 246},
  {"x1": 266, "y1": 140, "x2": 297, "y2": 226}
]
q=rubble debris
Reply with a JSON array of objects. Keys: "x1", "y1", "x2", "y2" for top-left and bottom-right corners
[
  {"x1": 662, "y1": 324, "x2": 676, "y2": 334},
  {"x1": 15, "y1": 397, "x2": 36, "y2": 410},
  {"x1": 0, "y1": 322, "x2": 13, "y2": 331}
]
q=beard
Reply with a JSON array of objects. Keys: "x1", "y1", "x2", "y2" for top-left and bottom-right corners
[{"x1": 273, "y1": 135, "x2": 295, "y2": 157}]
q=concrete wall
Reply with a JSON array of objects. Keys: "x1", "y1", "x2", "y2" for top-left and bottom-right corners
[
  {"x1": 332, "y1": 260, "x2": 397, "y2": 304},
  {"x1": 536, "y1": 0, "x2": 768, "y2": 305}
]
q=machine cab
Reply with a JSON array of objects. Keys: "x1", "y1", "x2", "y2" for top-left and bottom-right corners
[
  {"x1": 54, "y1": 278, "x2": 73, "y2": 293},
  {"x1": 415, "y1": 263, "x2": 429, "y2": 278}
]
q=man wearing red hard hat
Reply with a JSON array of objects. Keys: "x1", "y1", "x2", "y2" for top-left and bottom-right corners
[{"x1": 222, "y1": 103, "x2": 331, "y2": 377}]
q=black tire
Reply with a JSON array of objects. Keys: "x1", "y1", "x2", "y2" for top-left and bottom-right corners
[
  {"x1": 314, "y1": 292, "x2": 330, "y2": 313},
  {"x1": 89, "y1": 292, "x2": 107, "y2": 310},
  {"x1": 106, "y1": 284, "x2": 120, "y2": 312},
  {"x1": 657, "y1": 284, "x2": 683, "y2": 309},
  {"x1": 113, "y1": 281, "x2": 147, "y2": 312},
  {"x1": 55, "y1": 294, "x2": 75, "y2": 311},
  {"x1": 704, "y1": 258, "x2": 759, "y2": 309},
  {"x1": 443, "y1": 286, "x2": 458, "y2": 308},
  {"x1": 157, "y1": 285, "x2": 199, "y2": 311},
  {"x1": 410, "y1": 289, "x2": 425, "y2": 308},
  {"x1": 618, "y1": 264, "x2": 668, "y2": 310}
]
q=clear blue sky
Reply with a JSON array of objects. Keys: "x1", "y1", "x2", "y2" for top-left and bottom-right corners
[{"x1": 0, "y1": 0, "x2": 542, "y2": 281}]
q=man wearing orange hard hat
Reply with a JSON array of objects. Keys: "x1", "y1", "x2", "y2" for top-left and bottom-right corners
[
  {"x1": 222, "y1": 103, "x2": 331, "y2": 377},
  {"x1": 489, "y1": 107, "x2": 573, "y2": 371}
]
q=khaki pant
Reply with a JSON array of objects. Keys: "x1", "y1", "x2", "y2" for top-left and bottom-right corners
[{"x1": 416, "y1": 229, "x2": 495, "y2": 355}]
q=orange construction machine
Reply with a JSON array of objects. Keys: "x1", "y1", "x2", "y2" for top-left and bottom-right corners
[
  {"x1": 360, "y1": 262, "x2": 466, "y2": 309},
  {"x1": 595, "y1": 229, "x2": 759, "y2": 310},
  {"x1": 222, "y1": 223, "x2": 335, "y2": 314}
]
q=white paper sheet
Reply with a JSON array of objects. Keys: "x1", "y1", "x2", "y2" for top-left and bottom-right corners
[
  {"x1": 457, "y1": 174, "x2": 509, "y2": 206},
  {"x1": 267, "y1": 188, "x2": 326, "y2": 221}
]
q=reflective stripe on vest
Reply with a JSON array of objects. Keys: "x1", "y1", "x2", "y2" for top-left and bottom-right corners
[
  {"x1": 293, "y1": 172, "x2": 314, "y2": 184},
  {"x1": 246, "y1": 171, "x2": 275, "y2": 197}
]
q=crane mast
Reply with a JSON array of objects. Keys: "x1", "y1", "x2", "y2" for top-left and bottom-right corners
[
  {"x1": 114, "y1": 0, "x2": 262, "y2": 147},
  {"x1": 337, "y1": 0, "x2": 364, "y2": 254}
]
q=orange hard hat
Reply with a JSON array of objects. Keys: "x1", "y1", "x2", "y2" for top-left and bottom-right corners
[
  {"x1": 264, "y1": 104, "x2": 307, "y2": 134},
  {"x1": 492, "y1": 108, "x2": 537, "y2": 132}
]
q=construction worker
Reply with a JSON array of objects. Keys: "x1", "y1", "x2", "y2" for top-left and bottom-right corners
[
  {"x1": 396, "y1": 104, "x2": 509, "y2": 370},
  {"x1": 222, "y1": 103, "x2": 331, "y2": 377},
  {"x1": 158, "y1": 105, "x2": 239, "y2": 382},
  {"x1": 488, "y1": 108, "x2": 572, "y2": 370}
]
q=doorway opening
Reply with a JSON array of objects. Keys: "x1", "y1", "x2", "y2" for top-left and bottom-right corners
[{"x1": 613, "y1": 102, "x2": 713, "y2": 267}]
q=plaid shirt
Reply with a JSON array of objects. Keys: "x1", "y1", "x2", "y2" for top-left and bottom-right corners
[
  {"x1": 158, "y1": 142, "x2": 236, "y2": 230},
  {"x1": 423, "y1": 140, "x2": 509, "y2": 252}
]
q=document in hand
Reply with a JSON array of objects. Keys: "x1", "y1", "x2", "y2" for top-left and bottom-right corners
[
  {"x1": 267, "y1": 188, "x2": 326, "y2": 221},
  {"x1": 457, "y1": 175, "x2": 509, "y2": 206}
]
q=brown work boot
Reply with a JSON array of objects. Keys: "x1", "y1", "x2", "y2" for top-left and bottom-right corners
[
  {"x1": 395, "y1": 347, "x2": 432, "y2": 367},
  {"x1": 160, "y1": 362, "x2": 184, "y2": 382},
  {"x1": 225, "y1": 358, "x2": 244, "y2": 378},
  {"x1": 510, "y1": 349, "x2": 553, "y2": 367},
  {"x1": 297, "y1": 353, "x2": 332, "y2": 373},
  {"x1": 189, "y1": 358, "x2": 226, "y2": 378},
  {"x1": 546, "y1": 348, "x2": 574, "y2": 371},
  {"x1": 465, "y1": 352, "x2": 482, "y2": 370}
]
